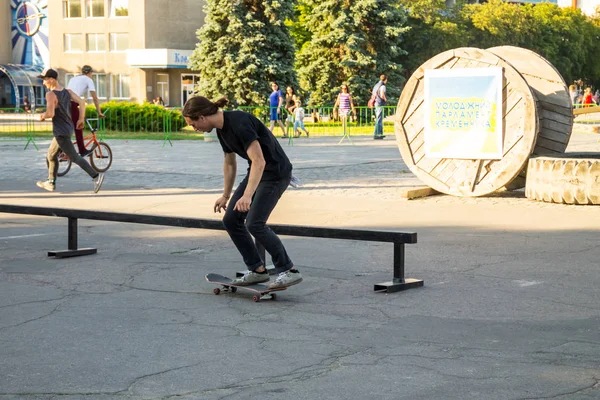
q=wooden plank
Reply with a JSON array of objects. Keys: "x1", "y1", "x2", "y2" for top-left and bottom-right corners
[
  {"x1": 402, "y1": 81, "x2": 425, "y2": 126},
  {"x1": 534, "y1": 137, "x2": 568, "y2": 153},
  {"x1": 573, "y1": 105, "x2": 600, "y2": 115},
  {"x1": 399, "y1": 186, "x2": 440, "y2": 200},
  {"x1": 539, "y1": 108, "x2": 573, "y2": 126},
  {"x1": 537, "y1": 126, "x2": 571, "y2": 144},
  {"x1": 397, "y1": 75, "x2": 421, "y2": 122}
]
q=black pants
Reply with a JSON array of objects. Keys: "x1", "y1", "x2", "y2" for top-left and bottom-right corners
[{"x1": 222, "y1": 174, "x2": 293, "y2": 273}]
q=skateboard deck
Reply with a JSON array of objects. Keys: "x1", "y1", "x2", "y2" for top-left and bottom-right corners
[{"x1": 205, "y1": 273, "x2": 287, "y2": 302}]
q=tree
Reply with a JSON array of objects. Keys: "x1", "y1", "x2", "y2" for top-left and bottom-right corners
[
  {"x1": 401, "y1": 0, "x2": 469, "y2": 77},
  {"x1": 295, "y1": 0, "x2": 409, "y2": 105},
  {"x1": 189, "y1": 0, "x2": 298, "y2": 106},
  {"x1": 462, "y1": 0, "x2": 600, "y2": 87}
]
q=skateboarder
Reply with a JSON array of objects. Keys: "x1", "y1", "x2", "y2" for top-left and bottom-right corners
[{"x1": 182, "y1": 96, "x2": 302, "y2": 289}]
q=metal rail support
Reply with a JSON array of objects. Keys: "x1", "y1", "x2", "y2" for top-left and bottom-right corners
[{"x1": 47, "y1": 217, "x2": 97, "y2": 258}]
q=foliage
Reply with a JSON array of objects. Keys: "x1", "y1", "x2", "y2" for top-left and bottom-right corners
[
  {"x1": 402, "y1": 0, "x2": 600, "y2": 88},
  {"x1": 85, "y1": 102, "x2": 186, "y2": 133},
  {"x1": 190, "y1": 0, "x2": 298, "y2": 106},
  {"x1": 461, "y1": 0, "x2": 600, "y2": 86},
  {"x1": 295, "y1": 0, "x2": 409, "y2": 106},
  {"x1": 285, "y1": 2, "x2": 313, "y2": 51},
  {"x1": 401, "y1": 0, "x2": 469, "y2": 77}
]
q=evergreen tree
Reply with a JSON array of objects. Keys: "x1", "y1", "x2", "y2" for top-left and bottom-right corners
[
  {"x1": 295, "y1": 0, "x2": 409, "y2": 105},
  {"x1": 189, "y1": 0, "x2": 298, "y2": 106}
]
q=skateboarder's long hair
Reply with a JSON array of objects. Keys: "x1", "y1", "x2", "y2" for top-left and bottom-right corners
[{"x1": 182, "y1": 96, "x2": 229, "y2": 120}]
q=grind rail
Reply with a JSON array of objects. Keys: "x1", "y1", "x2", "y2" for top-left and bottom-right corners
[{"x1": 0, "y1": 204, "x2": 423, "y2": 293}]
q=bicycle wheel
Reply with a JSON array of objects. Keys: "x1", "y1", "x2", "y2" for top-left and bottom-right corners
[
  {"x1": 56, "y1": 150, "x2": 72, "y2": 177},
  {"x1": 90, "y1": 142, "x2": 112, "y2": 172}
]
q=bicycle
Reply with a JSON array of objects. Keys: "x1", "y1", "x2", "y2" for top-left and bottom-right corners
[{"x1": 57, "y1": 117, "x2": 113, "y2": 177}]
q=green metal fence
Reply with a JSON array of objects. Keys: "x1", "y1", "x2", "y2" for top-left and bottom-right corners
[{"x1": 0, "y1": 104, "x2": 397, "y2": 145}]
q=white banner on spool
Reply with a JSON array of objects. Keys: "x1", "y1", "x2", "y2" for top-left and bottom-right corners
[{"x1": 424, "y1": 67, "x2": 503, "y2": 159}]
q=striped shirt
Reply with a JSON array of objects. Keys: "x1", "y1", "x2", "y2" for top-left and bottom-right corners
[{"x1": 338, "y1": 93, "x2": 351, "y2": 115}]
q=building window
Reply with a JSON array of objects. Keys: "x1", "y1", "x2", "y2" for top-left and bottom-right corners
[
  {"x1": 63, "y1": 0, "x2": 82, "y2": 18},
  {"x1": 181, "y1": 74, "x2": 200, "y2": 105},
  {"x1": 65, "y1": 73, "x2": 75, "y2": 87},
  {"x1": 87, "y1": 33, "x2": 106, "y2": 52},
  {"x1": 91, "y1": 74, "x2": 108, "y2": 99},
  {"x1": 111, "y1": 74, "x2": 130, "y2": 99},
  {"x1": 156, "y1": 73, "x2": 169, "y2": 106},
  {"x1": 109, "y1": 33, "x2": 129, "y2": 52},
  {"x1": 64, "y1": 34, "x2": 83, "y2": 52},
  {"x1": 110, "y1": 0, "x2": 128, "y2": 17},
  {"x1": 85, "y1": 0, "x2": 104, "y2": 17},
  {"x1": 34, "y1": 86, "x2": 46, "y2": 106}
]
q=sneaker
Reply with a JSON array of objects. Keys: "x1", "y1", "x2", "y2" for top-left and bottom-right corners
[
  {"x1": 80, "y1": 149, "x2": 94, "y2": 157},
  {"x1": 268, "y1": 269, "x2": 303, "y2": 289},
  {"x1": 289, "y1": 175, "x2": 302, "y2": 188},
  {"x1": 231, "y1": 270, "x2": 270, "y2": 286},
  {"x1": 373, "y1": 135, "x2": 386, "y2": 140},
  {"x1": 93, "y1": 173, "x2": 104, "y2": 193},
  {"x1": 36, "y1": 180, "x2": 55, "y2": 192}
]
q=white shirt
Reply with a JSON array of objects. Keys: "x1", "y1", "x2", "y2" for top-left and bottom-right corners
[
  {"x1": 67, "y1": 75, "x2": 96, "y2": 97},
  {"x1": 294, "y1": 107, "x2": 305, "y2": 120}
]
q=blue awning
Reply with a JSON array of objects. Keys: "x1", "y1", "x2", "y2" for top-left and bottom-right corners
[{"x1": 0, "y1": 64, "x2": 44, "y2": 109}]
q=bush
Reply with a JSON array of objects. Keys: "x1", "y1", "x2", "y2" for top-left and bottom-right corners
[{"x1": 84, "y1": 101, "x2": 187, "y2": 133}]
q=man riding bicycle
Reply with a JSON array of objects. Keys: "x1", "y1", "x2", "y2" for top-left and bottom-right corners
[{"x1": 67, "y1": 65, "x2": 105, "y2": 157}]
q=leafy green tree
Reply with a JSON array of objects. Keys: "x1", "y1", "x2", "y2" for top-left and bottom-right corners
[
  {"x1": 189, "y1": 0, "x2": 298, "y2": 106},
  {"x1": 462, "y1": 0, "x2": 600, "y2": 87},
  {"x1": 401, "y1": 0, "x2": 469, "y2": 76},
  {"x1": 285, "y1": 2, "x2": 313, "y2": 51},
  {"x1": 295, "y1": 0, "x2": 409, "y2": 105}
]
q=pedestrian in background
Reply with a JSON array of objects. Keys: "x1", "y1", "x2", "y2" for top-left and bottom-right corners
[
  {"x1": 333, "y1": 83, "x2": 355, "y2": 138},
  {"x1": 372, "y1": 74, "x2": 387, "y2": 140},
  {"x1": 268, "y1": 82, "x2": 287, "y2": 138}
]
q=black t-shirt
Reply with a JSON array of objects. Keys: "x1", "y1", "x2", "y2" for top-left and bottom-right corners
[{"x1": 217, "y1": 111, "x2": 293, "y2": 181}]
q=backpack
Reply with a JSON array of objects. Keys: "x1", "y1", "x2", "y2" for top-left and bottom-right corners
[
  {"x1": 368, "y1": 82, "x2": 383, "y2": 108},
  {"x1": 367, "y1": 93, "x2": 377, "y2": 108}
]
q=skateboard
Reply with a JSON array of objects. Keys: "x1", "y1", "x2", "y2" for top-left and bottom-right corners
[{"x1": 205, "y1": 273, "x2": 287, "y2": 302}]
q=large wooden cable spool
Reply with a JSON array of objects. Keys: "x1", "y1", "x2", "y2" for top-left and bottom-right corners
[
  {"x1": 487, "y1": 46, "x2": 573, "y2": 189},
  {"x1": 395, "y1": 47, "x2": 570, "y2": 197}
]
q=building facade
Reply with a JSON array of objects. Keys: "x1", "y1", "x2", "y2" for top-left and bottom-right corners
[
  {"x1": 0, "y1": 0, "x2": 205, "y2": 109},
  {"x1": 49, "y1": 0, "x2": 204, "y2": 107}
]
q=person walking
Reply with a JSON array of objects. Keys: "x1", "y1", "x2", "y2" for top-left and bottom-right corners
[
  {"x1": 268, "y1": 82, "x2": 287, "y2": 138},
  {"x1": 372, "y1": 74, "x2": 388, "y2": 140},
  {"x1": 284, "y1": 86, "x2": 297, "y2": 134},
  {"x1": 333, "y1": 83, "x2": 355, "y2": 141},
  {"x1": 36, "y1": 68, "x2": 104, "y2": 193},
  {"x1": 66, "y1": 65, "x2": 104, "y2": 156},
  {"x1": 293, "y1": 98, "x2": 310, "y2": 137},
  {"x1": 182, "y1": 95, "x2": 303, "y2": 289}
]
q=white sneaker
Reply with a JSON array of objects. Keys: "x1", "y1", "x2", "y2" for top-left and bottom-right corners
[
  {"x1": 289, "y1": 175, "x2": 302, "y2": 188},
  {"x1": 36, "y1": 180, "x2": 55, "y2": 192},
  {"x1": 93, "y1": 173, "x2": 104, "y2": 193},
  {"x1": 268, "y1": 270, "x2": 303, "y2": 289},
  {"x1": 231, "y1": 270, "x2": 270, "y2": 286}
]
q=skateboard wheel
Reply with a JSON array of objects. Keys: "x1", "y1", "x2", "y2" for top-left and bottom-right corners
[
  {"x1": 213, "y1": 288, "x2": 220, "y2": 295},
  {"x1": 230, "y1": 287, "x2": 237, "y2": 293},
  {"x1": 252, "y1": 295, "x2": 260, "y2": 302},
  {"x1": 270, "y1": 293, "x2": 277, "y2": 300}
]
